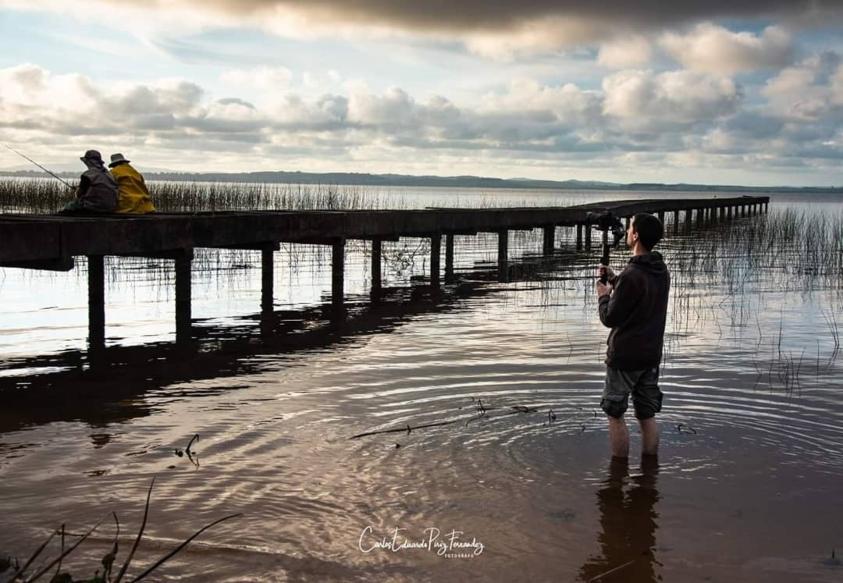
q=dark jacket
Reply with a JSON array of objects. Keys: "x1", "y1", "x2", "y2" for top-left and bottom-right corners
[
  {"x1": 77, "y1": 159, "x2": 118, "y2": 212},
  {"x1": 598, "y1": 251, "x2": 670, "y2": 370}
]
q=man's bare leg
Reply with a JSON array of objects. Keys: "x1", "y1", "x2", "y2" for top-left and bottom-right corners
[
  {"x1": 638, "y1": 417, "x2": 659, "y2": 456},
  {"x1": 608, "y1": 415, "x2": 629, "y2": 458}
]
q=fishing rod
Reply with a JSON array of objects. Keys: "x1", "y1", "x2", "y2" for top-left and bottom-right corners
[
  {"x1": 2, "y1": 143, "x2": 74, "y2": 189},
  {"x1": 587, "y1": 211, "x2": 626, "y2": 283}
]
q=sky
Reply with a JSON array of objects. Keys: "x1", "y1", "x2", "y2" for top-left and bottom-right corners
[{"x1": 1, "y1": 1, "x2": 843, "y2": 186}]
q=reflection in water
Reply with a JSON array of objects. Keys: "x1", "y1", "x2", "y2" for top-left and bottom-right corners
[
  {"x1": 0, "y1": 249, "x2": 579, "y2": 434},
  {"x1": 579, "y1": 456, "x2": 661, "y2": 582}
]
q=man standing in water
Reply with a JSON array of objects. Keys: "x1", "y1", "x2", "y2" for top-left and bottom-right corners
[{"x1": 596, "y1": 213, "x2": 670, "y2": 458}]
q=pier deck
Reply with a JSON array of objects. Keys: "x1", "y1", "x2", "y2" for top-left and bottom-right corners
[{"x1": 0, "y1": 195, "x2": 769, "y2": 348}]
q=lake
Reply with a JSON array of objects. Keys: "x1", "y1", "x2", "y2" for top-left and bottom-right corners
[{"x1": 0, "y1": 186, "x2": 841, "y2": 582}]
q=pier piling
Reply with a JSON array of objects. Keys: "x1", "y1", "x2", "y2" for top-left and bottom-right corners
[
  {"x1": 371, "y1": 238, "x2": 382, "y2": 298},
  {"x1": 543, "y1": 226, "x2": 555, "y2": 255},
  {"x1": 87, "y1": 255, "x2": 105, "y2": 352},
  {"x1": 445, "y1": 234, "x2": 455, "y2": 281},
  {"x1": 498, "y1": 229, "x2": 509, "y2": 282},
  {"x1": 332, "y1": 239, "x2": 345, "y2": 318},
  {"x1": 261, "y1": 244, "x2": 274, "y2": 313},
  {"x1": 175, "y1": 251, "x2": 192, "y2": 345},
  {"x1": 431, "y1": 234, "x2": 441, "y2": 288}
]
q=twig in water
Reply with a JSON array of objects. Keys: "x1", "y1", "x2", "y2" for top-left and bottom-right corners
[
  {"x1": 587, "y1": 557, "x2": 637, "y2": 582},
  {"x1": 185, "y1": 434, "x2": 200, "y2": 468},
  {"x1": 349, "y1": 405, "x2": 538, "y2": 439},
  {"x1": 475, "y1": 399, "x2": 487, "y2": 417}
]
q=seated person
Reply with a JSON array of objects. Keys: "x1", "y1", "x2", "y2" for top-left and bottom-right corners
[
  {"x1": 109, "y1": 153, "x2": 156, "y2": 214},
  {"x1": 60, "y1": 150, "x2": 118, "y2": 214}
]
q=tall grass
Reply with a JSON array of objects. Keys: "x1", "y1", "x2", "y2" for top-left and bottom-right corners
[
  {"x1": 0, "y1": 178, "x2": 75, "y2": 213},
  {"x1": 0, "y1": 178, "x2": 397, "y2": 213}
]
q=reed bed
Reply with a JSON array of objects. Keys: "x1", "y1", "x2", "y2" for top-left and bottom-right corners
[
  {"x1": 0, "y1": 177, "x2": 560, "y2": 213},
  {"x1": 0, "y1": 178, "x2": 401, "y2": 213}
]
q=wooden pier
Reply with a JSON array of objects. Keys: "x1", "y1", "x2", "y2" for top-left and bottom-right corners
[{"x1": 0, "y1": 195, "x2": 769, "y2": 349}]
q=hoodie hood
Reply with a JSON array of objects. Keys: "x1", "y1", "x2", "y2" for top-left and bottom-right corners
[
  {"x1": 81, "y1": 157, "x2": 106, "y2": 172},
  {"x1": 628, "y1": 251, "x2": 667, "y2": 275},
  {"x1": 80, "y1": 149, "x2": 106, "y2": 172}
]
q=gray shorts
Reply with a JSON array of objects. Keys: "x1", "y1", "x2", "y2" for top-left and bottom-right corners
[{"x1": 601, "y1": 366, "x2": 663, "y2": 419}]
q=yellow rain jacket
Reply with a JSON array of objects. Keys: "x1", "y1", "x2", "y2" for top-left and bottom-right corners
[{"x1": 111, "y1": 163, "x2": 156, "y2": 214}]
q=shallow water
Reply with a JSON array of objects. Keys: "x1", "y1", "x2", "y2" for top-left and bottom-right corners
[{"x1": 1, "y1": 188, "x2": 842, "y2": 582}]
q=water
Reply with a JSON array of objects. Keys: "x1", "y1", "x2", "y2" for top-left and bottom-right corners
[{"x1": 1, "y1": 187, "x2": 842, "y2": 582}]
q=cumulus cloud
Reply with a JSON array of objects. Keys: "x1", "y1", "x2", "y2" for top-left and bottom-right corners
[
  {"x1": 762, "y1": 52, "x2": 843, "y2": 120},
  {"x1": 597, "y1": 36, "x2": 653, "y2": 69},
  {"x1": 661, "y1": 23, "x2": 793, "y2": 74},
  {"x1": 602, "y1": 69, "x2": 742, "y2": 129}
]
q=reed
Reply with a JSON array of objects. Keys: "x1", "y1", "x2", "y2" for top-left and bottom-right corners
[{"x1": 0, "y1": 178, "x2": 397, "y2": 214}]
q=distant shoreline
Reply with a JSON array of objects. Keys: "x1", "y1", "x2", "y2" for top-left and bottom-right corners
[{"x1": 1, "y1": 169, "x2": 841, "y2": 194}]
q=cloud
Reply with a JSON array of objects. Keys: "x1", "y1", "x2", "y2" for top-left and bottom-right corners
[
  {"x1": 3, "y1": 0, "x2": 841, "y2": 58},
  {"x1": 762, "y1": 52, "x2": 843, "y2": 120},
  {"x1": 597, "y1": 36, "x2": 653, "y2": 69},
  {"x1": 661, "y1": 23, "x2": 794, "y2": 74},
  {"x1": 602, "y1": 69, "x2": 742, "y2": 129},
  {"x1": 1, "y1": 62, "x2": 842, "y2": 183},
  {"x1": 78, "y1": 1, "x2": 843, "y2": 32}
]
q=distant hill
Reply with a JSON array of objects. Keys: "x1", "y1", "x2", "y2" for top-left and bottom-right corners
[{"x1": 1, "y1": 169, "x2": 841, "y2": 193}]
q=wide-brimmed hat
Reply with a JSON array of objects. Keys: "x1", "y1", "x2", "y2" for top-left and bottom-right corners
[
  {"x1": 109, "y1": 153, "x2": 130, "y2": 167},
  {"x1": 81, "y1": 149, "x2": 103, "y2": 163}
]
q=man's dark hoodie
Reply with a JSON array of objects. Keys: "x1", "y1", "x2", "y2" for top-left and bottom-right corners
[{"x1": 598, "y1": 251, "x2": 670, "y2": 371}]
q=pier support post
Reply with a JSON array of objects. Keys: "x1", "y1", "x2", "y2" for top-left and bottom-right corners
[
  {"x1": 498, "y1": 229, "x2": 509, "y2": 282},
  {"x1": 684, "y1": 209, "x2": 692, "y2": 231},
  {"x1": 672, "y1": 211, "x2": 679, "y2": 234},
  {"x1": 727, "y1": 206, "x2": 733, "y2": 219},
  {"x1": 445, "y1": 234, "x2": 455, "y2": 282},
  {"x1": 720, "y1": 207, "x2": 726, "y2": 221},
  {"x1": 430, "y1": 234, "x2": 441, "y2": 289},
  {"x1": 87, "y1": 255, "x2": 105, "y2": 352},
  {"x1": 332, "y1": 239, "x2": 345, "y2": 318},
  {"x1": 371, "y1": 238, "x2": 382, "y2": 299},
  {"x1": 261, "y1": 245, "x2": 274, "y2": 314},
  {"x1": 696, "y1": 208, "x2": 703, "y2": 227},
  {"x1": 576, "y1": 224, "x2": 583, "y2": 250},
  {"x1": 657, "y1": 211, "x2": 665, "y2": 226},
  {"x1": 584, "y1": 223, "x2": 592, "y2": 249},
  {"x1": 543, "y1": 225, "x2": 555, "y2": 255},
  {"x1": 175, "y1": 251, "x2": 192, "y2": 345},
  {"x1": 740, "y1": 205, "x2": 745, "y2": 218}
]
